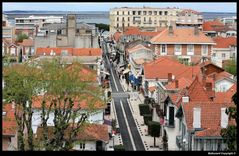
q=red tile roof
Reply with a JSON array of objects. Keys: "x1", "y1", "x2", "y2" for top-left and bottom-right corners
[
  {"x1": 213, "y1": 36, "x2": 237, "y2": 48},
  {"x1": 65, "y1": 63, "x2": 97, "y2": 82},
  {"x1": 19, "y1": 39, "x2": 34, "y2": 47},
  {"x1": 203, "y1": 20, "x2": 225, "y2": 32},
  {"x1": 36, "y1": 48, "x2": 102, "y2": 56},
  {"x1": 32, "y1": 95, "x2": 106, "y2": 110},
  {"x1": 144, "y1": 57, "x2": 187, "y2": 79},
  {"x1": 150, "y1": 27, "x2": 215, "y2": 44},
  {"x1": 123, "y1": 27, "x2": 162, "y2": 37},
  {"x1": 165, "y1": 77, "x2": 193, "y2": 90},
  {"x1": 2, "y1": 103, "x2": 17, "y2": 136},
  {"x1": 36, "y1": 123, "x2": 109, "y2": 142},
  {"x1": 182, "y1": 101, "x2": 234, "y2": 136},
  {"x1": 214, "y1": 84, "x2": 237, "y2": 103}
]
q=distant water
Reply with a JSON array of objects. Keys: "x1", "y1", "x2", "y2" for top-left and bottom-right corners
[{"x1": 4, "y1": 11, "x2": 236, "y2": 26}]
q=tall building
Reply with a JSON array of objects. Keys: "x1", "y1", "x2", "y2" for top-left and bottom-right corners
[{"x1": 109, "y1": 7, "x2": 203, "y2": 33}]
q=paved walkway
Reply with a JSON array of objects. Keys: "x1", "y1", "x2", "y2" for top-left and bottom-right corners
[{"x1": 119, "y1": 78, "x2": 163, "y2": 151}]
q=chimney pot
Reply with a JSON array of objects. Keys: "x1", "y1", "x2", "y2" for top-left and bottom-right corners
[
  {"x1": 168, "y1": 73, "x2": 173, "y2": 82},
  {"x1": 175, "y1": 79, "x2": 179, "y2": 88}
]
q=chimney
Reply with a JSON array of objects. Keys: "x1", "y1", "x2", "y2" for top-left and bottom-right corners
[
  {"x1": 221, "y1": 108, "x2": 228, "y2": 128},
  {"x1": 205, "y1": 82, "x2": 212, "y2": 91},
  {"x1": 194, "y1": 26, "x2": 199, "y2": 36},
  {"x1": 168, "y1": 73, "x2": 173, "y2": 82},
  {"x1": 168, "y1": 25, "x2": 174, "y2": 36},
  {"x1": 175, "y1": 79, "x2": 179, "y2": 88},
  {"x1": 193, "y1": 107, "x2": 201, "y2": 128}
]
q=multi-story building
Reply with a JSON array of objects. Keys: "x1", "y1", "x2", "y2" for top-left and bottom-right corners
[
  {"x1": 110, "y1": 7, "x2": 181, "y2": 33},
  {"x1": 176, "y1": 9, "x2": 203, "y2": 29},
  {"x1": 150, "y1": 26, "x2": 215, "y2": 64},
  {"x1": 220, "y1": 16, "x2": 237, "y2": 30},
  {"x1": 15, "y1": 15, "x2": 63, "y2": 37},
  {"x1": 211, "y1": 36, "x2": 237, "y2": 67},
  {"x1": 34, "y1": 15, "x2": 99, "y2": 49},
  {"x1": 109, "y1": 7, "x2": 203, "y2": 33},
  {"x1": 2, "y1": 14, "x2": 15, "y2": 42}
]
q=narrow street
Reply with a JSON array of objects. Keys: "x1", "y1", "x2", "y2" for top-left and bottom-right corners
[{"x1": 102, "y1": 41, "x2": 145, "y2": 151}]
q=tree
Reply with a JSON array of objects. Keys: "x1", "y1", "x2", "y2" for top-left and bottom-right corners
[
  {"x1": 16, "y1": 33, "x2": 29, "y2": 42},
  {"x1": 224, "y1": 59, "x2": 237, "y2": 76},
  {"x1": 148, "y1": 121, "x2": 161, "y2": 147},
  {"x1": 95, "y1": 23, "x2": 109, "y2": 32},
  {"x1": 220, "y1": 92, "x2": 237, "y2": 151},
  {"x1": 3, "y1": 59, "x2": 104, "y2": 151},
  {"x1": 162, "y1": 130, "x2": 168, "y2": 151}
]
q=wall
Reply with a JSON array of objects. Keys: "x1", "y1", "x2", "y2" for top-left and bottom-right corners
[
  {"x1": 73, "y1": 141, "x2": 96, "y2": 151},
  {"x1": 215, "y1": 79, "x2": 234, "y2": 92},
  {"x1": 164, "y1": 102, "x2": 180, "y2": 150}
]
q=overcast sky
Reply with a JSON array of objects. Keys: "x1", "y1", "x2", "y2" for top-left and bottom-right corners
[{"x1": 3, "y1": 2, "x2": 237, "y2": 13}]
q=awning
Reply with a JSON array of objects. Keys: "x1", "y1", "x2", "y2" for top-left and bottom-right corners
[{"x1": 123, "y1": 68, "x2": 130, "y2": 74}]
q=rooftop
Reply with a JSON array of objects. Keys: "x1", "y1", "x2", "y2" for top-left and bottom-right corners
[{"x1": 213, "y1": 36, "x2": 237, "y2": 49}]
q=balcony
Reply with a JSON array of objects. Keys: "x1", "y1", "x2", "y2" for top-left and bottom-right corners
[{"x1": 176, "y1": 135, "x2": 182, "y2": 148}]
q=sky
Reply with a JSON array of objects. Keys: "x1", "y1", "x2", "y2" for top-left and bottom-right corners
[{"x1": 3, "y1": 2, "x2": 237, "y2": 13}]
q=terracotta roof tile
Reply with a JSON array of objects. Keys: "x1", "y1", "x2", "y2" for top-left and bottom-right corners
[
  {"x1": 36, "y1": 48, "x2": 102, "y2": 56},
  {"x1": 165, "y1": 77, "x2": 193, "y2": 90},
  {"x1": 213, "y1": 36, "x2": 237, "y2": 48},
  {"x1": 19, "y1": 39, "x2": 34, "y2": 47},
  {"x1": 36, "y1": 123, "x2": 109, "y2": 142},
  {"x1": 182, "y1": 101, "x2": 234, "y2": 135},
  {"x1": 214, "y1": 84, "x2": 237, "y2": 103},
  {"x1": 32, "y1": 95, "x2": 106, "y2": 110},
  {"x1": 150, "y1": 27, "x2": 215, "y2": 44},
  {"x1": 2, "y1": 104, "x2": 17, "y2": 136},
  {"x1": 203, "y1": 20, "x2": 225, "y2": 32},
  {"x1": 144, "y1": 56, "x2": 187, "y2": 79},
  {"x1": 128, "y1": 44, "x2": 152, "y2": 53}
]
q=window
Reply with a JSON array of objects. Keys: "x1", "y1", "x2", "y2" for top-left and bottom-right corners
[
  {"x1": 187, "y1": 44, "x2": 194, "y2": 55},
  {"x1": 154, "y1": 11, "x2": 157, "y2": 15},
  {"x1": 143, "y1": 11, "x2": 147, "y2": 15},
  {"x1": 128, "y1": 11, "x2": 130, "y2": 15},
  {"x1": 128, "y1": 17, "x2": 130, "y2": 21},
  {"x1": 138, "y1": 11, "x2": 141, "y2": 15},
  {"x1": 148, "y1": 11, "x2": 152, "y2": 15},
  {"x1": 212, "y1": 53, "x2": 216, "y2": 57},
  {"x1": 117, "y1": 11, "x2": 119, "y2": 15},
  {"x1": 175, "y1": 44, "x2": 182, "y2": 55},
  {"x1": 61, "y1": 50, "x2": 68, "y2": 56},
  {"x1": 133, "y1": 11, "x2": 136, "y2": 15},
  {"x1": 122, "y1": 11, "x2": 124, "y2": 15},
  {"x1": 117, "y1": 23, "x2": 119, "y2": 28},
  {"x1": 165, "y1": 11, "x2": 168, "y2": 15},
  {"x1": 128, "y1": 23, "x2": 130, "y2": 27},
  {"x1": 144, "y1": 17, "x2": 146, "y2": 22},
  {"x1": 159, "y1": 11, "x2": 162, "y2": 15},
  {"x1": 222, "y1": 53, "x2": 226, "y2": 58},
  {"x1": 122, "y1": 17, "x2": 125, "y2": 22},
  {"x1": 161, "y1": 44, "x2": 167, "y2": 55},
  {"x1": 201, "y1": 45, "x2": 208, "y2": 56},
  {"x1": 117, "y1": 17, "x2": 119, "y2": 21}
]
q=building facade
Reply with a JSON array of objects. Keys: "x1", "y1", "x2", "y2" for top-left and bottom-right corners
[
  {"x1": 110, "y1": 7, "x2": 181, "y2": 33},
  {"x1": 34, "y1": 15, "x2": 99, "y2": 49}
]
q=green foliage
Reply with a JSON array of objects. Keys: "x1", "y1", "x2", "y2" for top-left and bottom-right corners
[
  {"x1": 220, "y1": 125, "x2": 237, "y2": 151},
  {"x1": 114, "y1": 144, "x2": 125, "y2": 151},
  {"x1": 224, "y1": 59, "x2": 237, "y2": 76},
  {"x1": 95, "y1": 23, "x2": 109, "y2": 32},
  {"x1": 16, "y1": 33, "x2": 29, "y2": 42},
  {"x1": 111, "y1": 119, "x2": 116, "y2": 131},
  {"x1": 148, "y1": 121, "x2": 161, "y2": 137},
  {"x1": 143, "y1": 114, "x2": 152, "y2": 125},
  {"x1": 220, "y1": 92, "x2": 237, "y2": 151},
  {"x1": 162, "y1": 133, "x2": 168, "y2": 151},
  {"x1": 139, "y1": 104, "x2": 150, "y2": 116}
]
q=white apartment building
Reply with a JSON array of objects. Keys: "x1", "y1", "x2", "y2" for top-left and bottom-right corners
[
  {"x1": 109, "y1": 7, "x2": 203, "y2": 33},
  {"x1": 15, "y1": 15, "x2": 63, "y2": 36},
  {"x1": 110, "y1": 7, "x2": 180, "y2": 33}
]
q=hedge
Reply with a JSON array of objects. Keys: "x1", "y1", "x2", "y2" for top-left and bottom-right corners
[
  {"x1": 139, "y1": 104, "x2": 150, "y2": 116},
  {"x1": 143, "y1": 114, "x2": 152, "y2": 125},
  {"x1": 114, "y1": 144, "x2": 125, "y2": 151},
  {"x1": 148, "y1": 121, "x2": 161, "y2": 137}
]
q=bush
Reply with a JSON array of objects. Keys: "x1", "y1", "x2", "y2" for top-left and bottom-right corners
[
  {"x1": 114, "y1": 144, "x2": 125, "y2": 151},
  {"x1": 139, "y1": 104, "x2": 150, "y2": 116},
  {"x1": 111, "y1": 119, "x2": 116, "y2": 131},
  {"x1": 143, "y1": 114, "x2": 152, "y2": 125},
  {"x1": 16, "y1": 33, "x2": 29, "y2": 42}
]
